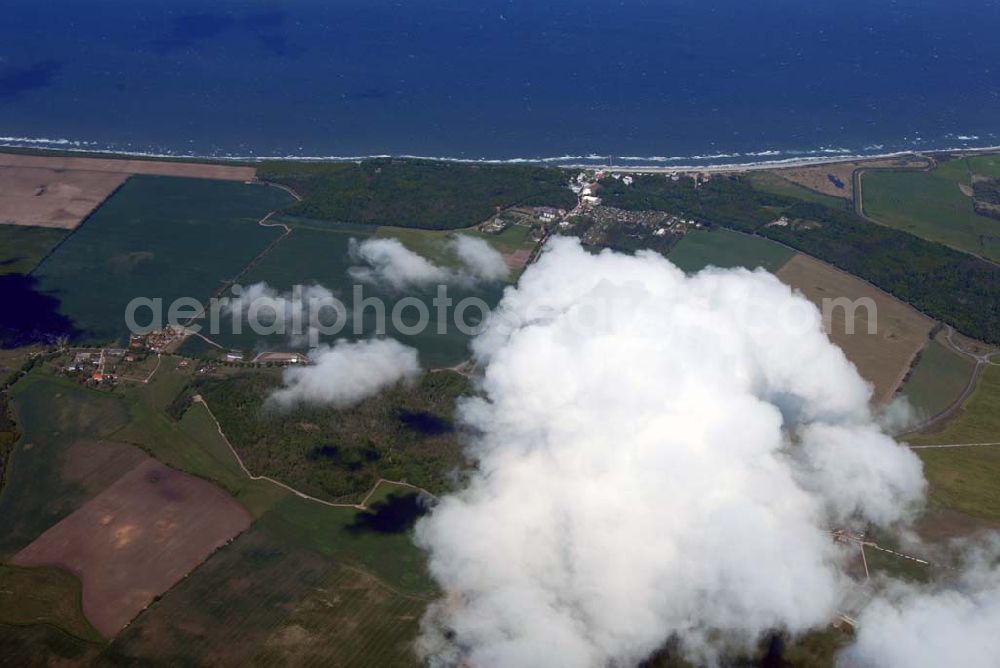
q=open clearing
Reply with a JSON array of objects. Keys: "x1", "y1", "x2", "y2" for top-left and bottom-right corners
[
  {"x1": 772, "y1": 156, "x2": 927, "y2": 200},
  {"x1": 899, "y1": 335, "x2": 976, "y2": 421},
  {"x1": 861, "y1": 155, "x2": 1000, "y2": 261},
  {"x1": 31, "y1": 175, "x2": 292, "y2": 344},
  {"x1": 666, "y1": 228, "x2": 794, "y2": 274},
  {"x1": 11, "y1": 458, "x2": 252, "y2": 639},
  {"x1": 907, "y1": 366, "x2": 1000, "y2": 521},
  {"x1": 776, "y1": 253, "x2": 934, "y2": 404}
]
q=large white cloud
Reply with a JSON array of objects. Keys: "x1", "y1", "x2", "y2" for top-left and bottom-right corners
[
  {"x1": 841, "y1": 539, "x2": 1000, "y2": 668},
  {"x1": 268, "y1": 338, "x2": 420, "y2": 408},
  {"x1": 414, "y1": 238, "x2": 926, "y2": 666}
]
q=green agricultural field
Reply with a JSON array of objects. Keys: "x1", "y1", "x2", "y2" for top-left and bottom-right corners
[
  {"x1": 195, "y1": 369, "x2": 470, "y2": 503},
  {"x1": 252, "y1": 563, "x2": 427, "y2": 667},
  {"x1": 747, "y1": 172, "x2": 849, "y2": 210},
  {"x1": 0, "y1": 225, "x2": 67, "y2": 276},
  {"x1": 105, "y1": 362, "x2": 288, "y2": 518},
  {"x1": 258, "y1": 158, "x2": 576, "y2": 230},
  {"x1": 375, "y1": 224, "x2": 535, "y2": 268},
  {"x1": 0, "y1": 372, "x2": 141, "y2": 557},
  {"x1": 666, "y1": 228, "x2": 794, "y2": 274},
  {"x1": 191, "y1": 221, "x2": 502, "y2": 368},
  {"x1": 107, "y1": 493, "x2": 433, "y2": 665},
  {"x1": 0, "y1": 564, "x2": 101, "y2": 643},
  {"x1": 258, "y1": 493, "x2": 436, "y2": 596},
  {"x1": 31, "y1": 176, "x2": 293, "y2": 345},
  {"x1": 104, "y1": 522, "x2": 339, "y2": 665},
  {"x1": 900, "y1": 338, "x2": 975, "y2": 420},
  {"x1": 861, "y1": 158, "x2": 1000, "y2": 261},
  {"x1": 908, "y1": 366, "x2": 1000, "y2": 521}
]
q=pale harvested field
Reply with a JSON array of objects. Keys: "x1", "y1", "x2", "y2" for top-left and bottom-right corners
[
  {"x1": 11, "y1": 458, "x2": 252, "y2": 639},
  {"x1": 776, "y1": 156, "x2": 928, "y2": 200},
  {"x1": 0, "y1": 153, "x2": 256, "y2": 229},
  {"x1": 776, "y1": 253, "x2": 935, "y2": 404},
  {"x1": 0, "y1": 152, "x2": 255, "y2": 181},
  {"x1": 0, "y1": 166, "x2": 127, "y2": 228}
]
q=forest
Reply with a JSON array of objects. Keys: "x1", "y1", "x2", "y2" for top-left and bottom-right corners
[{"x1": 257, "y1": 158, "x2": 577, "y2": 230}]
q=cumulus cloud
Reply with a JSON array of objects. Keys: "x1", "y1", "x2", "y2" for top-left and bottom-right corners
[
  {"x1": 268, "y1": 338, "x2": 420, "y2": 409},
  {"x1": 453, "y1": 235, "x2": 510, "y2": 281},
  {"x1": 348, "y1": 236, "x2": 508, "y2": 289},
  {"x1": 841, "y1": 538, "x2": 1000, "y2": 668},
  {"x1": 413, "y1": 238, "x2": 925, "y2": 666},
  {"x1": 349, "y1": 238, "x2": 452, "y2": 289}
]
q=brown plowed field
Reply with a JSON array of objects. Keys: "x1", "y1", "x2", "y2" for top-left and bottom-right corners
[{"x1": 11, "y1": 458, "x2": 252, "y2": 639}]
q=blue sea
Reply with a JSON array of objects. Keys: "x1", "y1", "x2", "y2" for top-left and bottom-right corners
[{"x1": 1, "y1": 0, "x2": 999, "y2": 166}]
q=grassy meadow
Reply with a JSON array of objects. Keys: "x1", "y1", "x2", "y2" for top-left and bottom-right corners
[
  {"x1": 900, "y1": 338, "x2": 975, "y2": 420},
  {"x1": 908, "y1": 366, "x2": 1000, "y2": 521},
  {"x1": 0, "y1": 225, "x2": 68, "y2": 276},
  {"x1": 861, "y1": 156, "x2": 1000, "y2": 261},
  {"x1": 666, "y1": 228, "x2": 794, "y2": 274},
  {"x1": 747, "y1": 172, "x2": 849, "y2": 210},
  {"x1": 0, "y1": 564, "x2": 101, "y2": 643}
]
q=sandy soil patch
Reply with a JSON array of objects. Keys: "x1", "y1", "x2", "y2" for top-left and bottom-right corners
[
  {"x1": 776, "y1": 157, "x2": 928, "y2": 200},
  {"x1": 776, "y1": 253, "x2": 935, "y2": 404},
  {"x1": 11, "y1": 458, "x2": 251, "y2": 639},
  {"x1": 0, "y1": 153, "x2": 255, "y2": 230},
  {"x1": 0, "y1": 152, "x2": 255, "y2": 181},
  {"x1": 502, "y1": 248, "x2": 532, "y2": 271},
  {"x1": 0, "y1": 166, "x2": 127, "y2": 229}
]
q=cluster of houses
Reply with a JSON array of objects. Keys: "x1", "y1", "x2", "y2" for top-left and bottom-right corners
[
  {"x1": 129, "y1": 326, "x2": 187, "y2": 354},
  {"x1": 65, "y1": 348, "x2": 133, "y2": 384}
]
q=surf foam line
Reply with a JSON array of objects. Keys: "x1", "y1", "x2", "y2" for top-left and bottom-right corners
[{"x1": 0, "y1": 135, "x2": 998, "y2": 171}]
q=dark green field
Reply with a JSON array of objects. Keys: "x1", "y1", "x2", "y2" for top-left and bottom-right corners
[
  {"x1": 862, "y1": 156, "x2": 1000, "y2": 261},
  {"x1": 31, "y1": 176, "x2": 292, "y2": 344},
  {"x1": 0, "y1": 225, "x2": 68, "y2": 276},
  {"x1": 257, "y1": 158, "x2": 576, "y2": 230},
  {"x1": 187, "y1": 221, "x2": 503, "y2": 368},
  {"x1": 666, "y1": 228, "x2": 794, "y2": 274}
]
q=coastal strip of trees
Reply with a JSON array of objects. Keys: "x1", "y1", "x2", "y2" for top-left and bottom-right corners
[{"x1": 257, "y1": 158, "x2": 577, "y2": 230}]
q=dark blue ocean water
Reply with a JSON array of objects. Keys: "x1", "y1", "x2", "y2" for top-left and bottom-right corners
[{"x1": 1, "y1": 0, "x2": 999, "y2": 165}]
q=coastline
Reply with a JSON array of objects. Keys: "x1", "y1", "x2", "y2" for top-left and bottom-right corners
[{"x1": 0, "y1": 136, "x2": 998, "y2": 174}]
